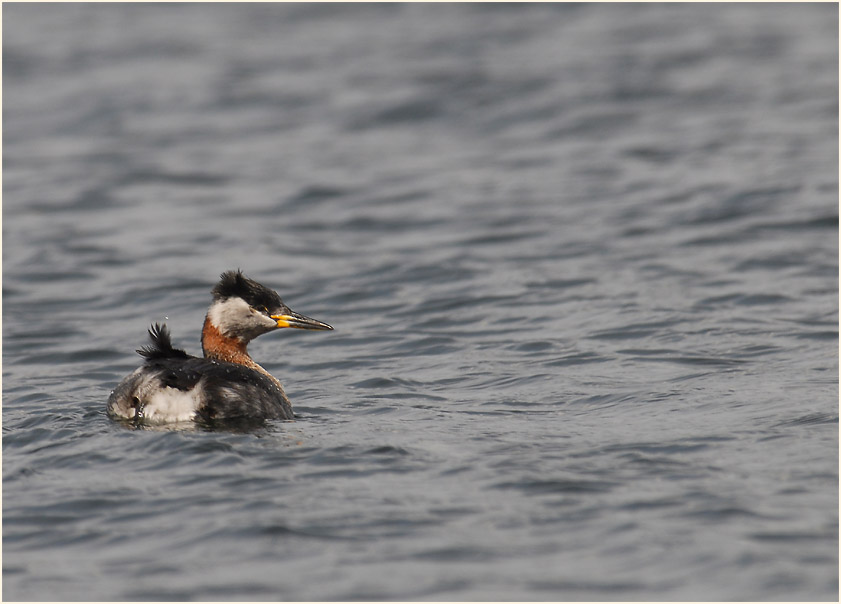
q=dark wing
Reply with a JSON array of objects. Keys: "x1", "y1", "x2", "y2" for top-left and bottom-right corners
[
  {"x1": 123, "y1": 324, "x2": 292, "y2": 421},
  {"x1": 142, "y1": 355, "x2": 293, "y2": 421}
]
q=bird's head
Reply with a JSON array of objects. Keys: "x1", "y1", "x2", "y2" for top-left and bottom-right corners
[{"x1": 206, "y1": 270, "x2": 333, "y2": 343}]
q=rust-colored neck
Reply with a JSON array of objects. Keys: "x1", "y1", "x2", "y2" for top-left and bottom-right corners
[
  {"x1": 201, "y1": 317, "x2": 256, "y2": 367},
  {"x1": 201, "y1": 316, "x2": 287, "y2": 398}
]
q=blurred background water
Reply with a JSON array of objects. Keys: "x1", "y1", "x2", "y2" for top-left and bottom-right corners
[{"x1": 3, "y1": 3, "x2": 838, "y2": 601}]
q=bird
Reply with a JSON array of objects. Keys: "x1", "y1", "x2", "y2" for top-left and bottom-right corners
[{"x1": 107, "y1": 270, "x2": 333, "y2": 424}]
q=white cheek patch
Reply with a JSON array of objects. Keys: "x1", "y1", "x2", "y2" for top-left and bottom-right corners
[
  {"x1": 255, "y1": 311, "x2": 276, "y2": 329},
  {"x1": 207, "y1": 297, "x2": 253, "y2": 335},
  {"x1": 208, "y1": 297, "x2": 276, "y2": 338}
]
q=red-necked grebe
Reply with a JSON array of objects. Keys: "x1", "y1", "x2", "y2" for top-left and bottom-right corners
[{"x1": 107, "y1": 270, "x2": 333, "y2": 424}]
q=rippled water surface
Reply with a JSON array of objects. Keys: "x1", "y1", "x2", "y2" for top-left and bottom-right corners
[{"x1": 3, "y1": 4, "x2": 838, "y2": 601}]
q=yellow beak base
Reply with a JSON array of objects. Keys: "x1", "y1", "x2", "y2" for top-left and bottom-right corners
[{"x1": 271, "y1": 311, "x2": 333, "y2": 331}]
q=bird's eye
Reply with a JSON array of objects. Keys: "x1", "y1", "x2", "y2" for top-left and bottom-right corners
[{"x1": 261, "y1": 306, "x2": 269, "y2": 314}]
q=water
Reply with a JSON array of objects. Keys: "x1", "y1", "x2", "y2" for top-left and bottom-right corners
[{"x1": 3, "y1": 3, "x2": 838, "y2": 601}]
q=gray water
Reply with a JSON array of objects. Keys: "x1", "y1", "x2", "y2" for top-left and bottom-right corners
[{"x1": 3, "y1": 3, "x2": 838, "y2": 601}]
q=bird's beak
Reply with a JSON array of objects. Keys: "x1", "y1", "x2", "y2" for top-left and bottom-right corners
[{"x1": 271, "y1": 310, "x2": 333, "y2": 331}]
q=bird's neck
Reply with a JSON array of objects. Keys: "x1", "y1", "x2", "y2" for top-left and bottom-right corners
[
  {"x1": 200, "y1": 316, "x2": 289, "y2": 403},
  {"x1": 201, "y1": 317, "x2": 284, "y2": 393},
  {"x1": 201, "y1": 317, "x2": 258, "y2": 368}
]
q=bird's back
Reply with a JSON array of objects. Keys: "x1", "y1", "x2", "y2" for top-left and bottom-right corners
[{"x1": 107, "y1": 324, "x2": 293, "y2": 423}]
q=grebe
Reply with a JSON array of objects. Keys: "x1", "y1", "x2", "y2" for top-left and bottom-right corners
[{"x1": 107, "y1": 270, "x2": 333, "y2": 424}]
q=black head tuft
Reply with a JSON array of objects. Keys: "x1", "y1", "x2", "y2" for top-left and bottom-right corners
[{"x1": 212, "y1": 270, "x2": 284, "y2": 311}]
